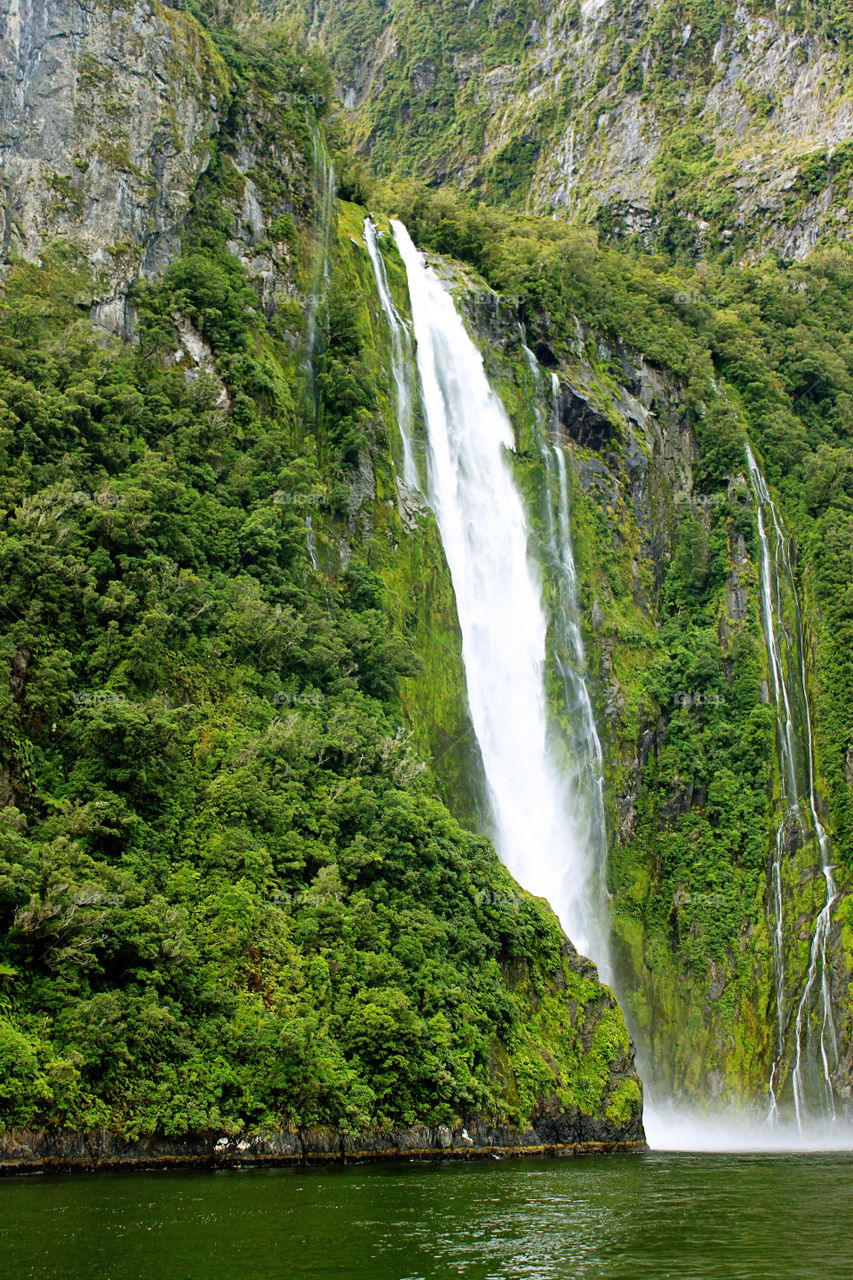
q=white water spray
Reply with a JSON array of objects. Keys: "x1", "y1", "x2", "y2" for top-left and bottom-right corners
[
  {"x1": 393, "y1": 220, "x2": 605, "y2": 965},
  {"x1": 746, "y1": 445, "x2": 838, "y2": 1128},
  {"x1": 363, "y1": 219, "x2": 419, "y2": 488}
]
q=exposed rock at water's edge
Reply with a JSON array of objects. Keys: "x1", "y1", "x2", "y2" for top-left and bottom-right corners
[{"x1": 0, "y1": 1116, "x2": 646, "y2": 1175}]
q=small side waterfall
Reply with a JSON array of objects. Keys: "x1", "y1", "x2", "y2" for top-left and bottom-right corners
[
  {"x1": 363, "y1": 219, "x2": 419, "y2": 488},
  {"x1": 526, "y1": 348, "x2": 610, "y2": 967},
  {"x1": 305, "y1": 514, "x2": 319, "y2": 571},
  {"x1": 746, "y1": 445, "x2": 839, "y2": 1127},
  {"x1": 305, "y1": 121, "x2": 335, "y2": 405},
  {"x1": 393, "y1": 220, "x2": 606, "y2": 966}
]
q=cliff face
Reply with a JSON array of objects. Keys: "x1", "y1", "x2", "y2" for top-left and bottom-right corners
[
  {"x1": 445, "y1": 271, "x2": 853, "y2": 1110},
  {"x1": 0, "y1": 8, "x2": 644, "y2": 1156},
  {"x1": 0, "y1": 0, "x2": 228, "y2": 333},
  {"x1": 286, "y1": 0, "x2": 853, "y2": 261}
]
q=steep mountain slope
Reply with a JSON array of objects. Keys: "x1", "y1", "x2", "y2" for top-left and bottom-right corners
[
  {"x1": 279, "y1": 0, "x2": 853, "y2": 260},
  {"x1": 378, "y1": 192, "x2": 853, "y2": 1112},
  {"x1": 263, "y1": 0, "x2": 853, "y2": 1114},
  {"x1": 3, "y1": 0, "x2": 853, "y2": 1145},
  {"x1": 0, "y1": 3, "x2": 643, "y2": 1162}
]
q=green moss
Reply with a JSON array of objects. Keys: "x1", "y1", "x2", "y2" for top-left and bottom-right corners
[{"x1": 607, "y1": 1077, "x2": 642, "y2": 1125}]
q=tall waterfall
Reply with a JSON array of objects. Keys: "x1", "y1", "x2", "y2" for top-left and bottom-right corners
[
  {"x1": 746, "y1": 445, "x2": 838, "y2": 1127},
  {"x1": 392, "y1": 220, "x2": 607, "y2": 968},
  {"x1": 363, "y1": 220, "x2": 418, "y2": 488}
]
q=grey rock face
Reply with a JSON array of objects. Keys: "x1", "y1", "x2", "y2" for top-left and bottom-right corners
[
  {"x1": 0, "y1": 1116, "x2": 645, "y2": 1173},
  {"x1": 0, "y1": 0, "x2": 228, "y2": 332},
  {"x1": 315, "y1": 0, "x2": 852, "y2": 261}
]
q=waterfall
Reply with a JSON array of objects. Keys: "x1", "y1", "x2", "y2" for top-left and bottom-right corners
[
  {"x1": 305, "y1": 515, "x2": 319, "y2": 571},
  {"x1": 746, "y1": 445, "x2": 838, "y2": 1127},
  {"x1": 526, "y1": 347, "x2": 610, "y2": 963},
  {"x1": 363, "y1": 219, "x2": 419, "y2": 488},
  {"x1": 552, "y1": 442, "x2": 608, "y2": 889},
  {"x1": 393, "y1": 220, "x2": 607, "y2": 968},
  {"x1": 305, "y1": 121, "x2": 335, "y2": 400}
]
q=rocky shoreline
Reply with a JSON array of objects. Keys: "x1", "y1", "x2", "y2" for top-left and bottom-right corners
[{"x1": 0, "y1": 1119, "x2": 647, "y2": 1176}]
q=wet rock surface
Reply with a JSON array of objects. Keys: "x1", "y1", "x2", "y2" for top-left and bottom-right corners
[
  {"x1": 0, "y1": 1118, "x2": 646, "y2": 1174},
  {"x1": 0, "y1": 0, "x2": 227, "y2": 333}
]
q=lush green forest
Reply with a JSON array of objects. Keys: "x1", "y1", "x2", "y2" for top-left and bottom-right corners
[
  {"x1": 0, "y1": 17, "x2": 639, "y2": 1141},
  {"x1": 2, "y1": 0, "x2": 853, "y2": 1141}
]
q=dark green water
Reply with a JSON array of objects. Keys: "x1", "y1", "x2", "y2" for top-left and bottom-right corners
[{"x1": 3, "y1": 1152, "x2": 852, "y2": 1280}]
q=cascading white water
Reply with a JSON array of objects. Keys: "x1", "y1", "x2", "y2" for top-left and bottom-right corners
[
  {"x1": 524, "y1": 345, "x2": 610, "y2": 966},
  {"x1": 747, "y1": 446, "x2": 803, "y2": 1118},
  {"x1": 746, "y1": 445, "x2": 838, "y2": 1128},
  {"x1": 552, "y1": 441, "x2": 608, "y2": 879},
  {"x1": 393, "y1": 220, "x2": 605, "y2": 965},
  {"x1": 363, "y1": 219, "x2": 419, "y2": 488},
  {"x1": 305, "y1": 514, "x2": 319, "y2": 571}
]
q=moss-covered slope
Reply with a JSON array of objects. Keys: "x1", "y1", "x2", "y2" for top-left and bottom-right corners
[
  {"x1": 392, "y1": 197, "x2": 853, "y2": 1110},
  {"x1": 274, "y1": 0, "x2": 853, "y2": 262},
  {"x1": 0, "y1": 8, "x2": 642, "y2": 1150}
]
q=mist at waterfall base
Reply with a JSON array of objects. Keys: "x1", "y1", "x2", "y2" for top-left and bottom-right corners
[
  {"x1": 646, "y1": 452, "x2": 848, "y2": 1151},
  {"x1": 367, "y1": 220, "x2": 851, "y2": 1152}
]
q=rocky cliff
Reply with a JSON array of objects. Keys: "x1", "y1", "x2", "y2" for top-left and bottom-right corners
[
  {"x1": 282, "y1": 0, "x2": 853, "y2": 261},
  {"x1": 0, "y1": 0, "x2": 228, "y2": 333},
  {"x1": 435, "y1": 254, "x2": 853, "y2": 1110},
  {"x1": 0, "y1": 4, "x2": 644, "y2": 1160}
]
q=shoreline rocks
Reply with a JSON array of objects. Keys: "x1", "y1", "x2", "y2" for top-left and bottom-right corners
[{"x1": 0, "y1": 1122, "x2": 647, "y2": 1176}]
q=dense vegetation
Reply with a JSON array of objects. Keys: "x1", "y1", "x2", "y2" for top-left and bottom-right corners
[
  {"x1": 3, "y1": 0, "x2": 852, "y2": 1129},
  {"x1": 276, "y1": 0, "x2": 852, "y2": 261},
  {"x1": 366, "y1": 183, "x2": 853, "y2": 1094},
  {"x1": 0, "y1": 18, "x2": 640, "y2": 1139}
]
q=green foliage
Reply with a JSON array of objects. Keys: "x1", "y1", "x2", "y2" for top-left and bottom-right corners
[
  {"x1": 0, "y1": 22, "x2": 634, "y2": 1140},
  {"x1": 0, "y1": 237, "x2": 629, "y2": 1137},
  {"x1": 394, "y1": 179, "x2": 852, "y2": 1099}
]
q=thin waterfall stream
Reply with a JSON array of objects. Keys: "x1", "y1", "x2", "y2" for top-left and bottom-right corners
[
  {"x1": 527, "y1": 346, "x2": 610, "y2": 969},
  {"x1": 304, "y1": 119, "x2": 335, "y2": 410},
  {"x1": 746, "y1": 446, "x2": 839, "y2": 1128},
  {"x1": 364, "y1": 219, "x2": 418, "y2": 488}
]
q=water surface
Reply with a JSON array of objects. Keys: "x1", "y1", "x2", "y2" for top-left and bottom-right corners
[{"x1": 3, "y1": 1152, "x2": 852, "y2": 1279}]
